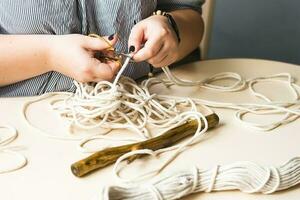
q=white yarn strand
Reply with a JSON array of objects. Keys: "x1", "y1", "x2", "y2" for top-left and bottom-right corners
[
  {"x1": 112, "y1": 111, "x2": 208, "y2": 183},
  {"x1": 23, "y1": 68, "x2": 300, "y2": 140},
  {"x1": 20, "y1": 62, "x2": 300, "y2": 198},
  {"x1": 0, "y1": 125, "x2": 27, "y2": 174}
]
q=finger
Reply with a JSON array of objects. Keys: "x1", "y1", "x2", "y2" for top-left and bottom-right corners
[
  {"x1": 89, "y1": 59, "x2": 115, "y2": 81},
  {"x1": 83, "y1": 34, "x2": 118, "y2": 51},
  {"x1": 147, "y1": 43, "x2": 168, "y2": 66},
  {"x1": 150, "y1": 54, "x2": 168, "y2": 68},
  {"x1": 150, "y1": 45, "x2": 173, "y2": 67},
  {"x1": 149, "y1": 39, "x2": 179, "y2": 67},
  {"x1": 128, "y1": 24, "x2": 145, "y2": 54},
  {"x1": 106, "y1": 60, "x2": 121, "y2": 75},
  {"x1": 102, "y1": 33, "x2": 118, "y2": 48},
  {"x1": 153, "y1": 55, "x2": 173, "y2": 68},
  {"x1": 133, "y1": 37, "x2": 164, "y2": 62}
]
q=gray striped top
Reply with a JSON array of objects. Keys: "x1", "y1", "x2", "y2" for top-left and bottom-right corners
[{"x1": 0, "y1": 0, "x2": 204, "y2": 96}]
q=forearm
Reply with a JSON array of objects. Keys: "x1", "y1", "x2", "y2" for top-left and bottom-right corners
[
  {"x1": 170, "y1": 9, "x2": 204, "y2": 61},
  {"x1": 0, "y1": 35, "x2": 51, "y2": 86}
]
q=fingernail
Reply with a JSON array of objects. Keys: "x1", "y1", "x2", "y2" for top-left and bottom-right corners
[
  {"x1": 129, "y1": 45, "x2": 135, "y2": 53},
  {"x1": 134, "y1": 20, "x2": 137, "y2": 25},
  {"x1": 108, "y1": 33, "x2": 114, "y2": 41}
]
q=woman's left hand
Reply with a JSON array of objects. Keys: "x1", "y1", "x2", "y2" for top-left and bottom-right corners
[{"x1": 128, "y1": 15, "x2": 179, "y2": 68}]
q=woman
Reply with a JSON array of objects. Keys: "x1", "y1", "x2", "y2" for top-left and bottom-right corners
[{"x1": 0, "y1": 0, "x2": 204, "y2": 96}]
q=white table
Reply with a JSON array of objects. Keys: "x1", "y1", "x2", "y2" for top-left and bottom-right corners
[{"x1": 1, "y1": 59, "x2": 300, "y2": 200}]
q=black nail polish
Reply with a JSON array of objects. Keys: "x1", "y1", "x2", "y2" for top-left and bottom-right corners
[
  {"x1": 108, "y1": 33, "x2": 114, "y2": 41},
  {"x1": 134, "y1": 20, "x2": 137, "y2": 25},
  {"x1": 129, "y1": 45, "x2": 135, "y2": 53}
]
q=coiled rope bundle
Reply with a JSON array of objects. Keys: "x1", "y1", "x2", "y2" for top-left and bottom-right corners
[{"x1": 93, "y1": 157, "x2": 300, "y2": 200}]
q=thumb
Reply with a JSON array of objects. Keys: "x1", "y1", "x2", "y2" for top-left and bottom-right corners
[
  {"x1": 83, "y1": 34, "x2": 118, "y2": 51},
  {"x1": 128, "y1": 24, "x2": 145, "y2": 54}
]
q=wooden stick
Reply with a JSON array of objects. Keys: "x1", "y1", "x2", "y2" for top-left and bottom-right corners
[{"x1": 71, "y1": 113, "x2": 219, "y2": 177}]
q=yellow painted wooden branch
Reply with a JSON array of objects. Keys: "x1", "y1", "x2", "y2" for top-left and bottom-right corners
[{"x1": 71, "y1": 113, "x2": 219, "y2": 177}]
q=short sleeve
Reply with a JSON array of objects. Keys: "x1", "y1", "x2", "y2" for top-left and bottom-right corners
[{"x1": 157, "y1": 0, "x2": 205, "y2": 13}]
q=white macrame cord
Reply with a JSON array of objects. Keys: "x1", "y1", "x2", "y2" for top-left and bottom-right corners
[
  {"x1": 0, "y1": 125, "x2": 27, "y2": 174},
  {"x1": 20, "y1": 59, "x2": 300, "y2": 198}
]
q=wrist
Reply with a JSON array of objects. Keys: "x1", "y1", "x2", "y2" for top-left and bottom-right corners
[
  {"x1": 21, "y1": 34, "x2": 54, "y2": 73},
  {"x1": 153, "y1": 10, "x2": 181, "y2": 43},
  {"x1": 45, "y1": 35, "x2": 60, "y2": 72}
]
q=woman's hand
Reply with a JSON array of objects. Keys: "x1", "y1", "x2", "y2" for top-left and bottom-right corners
[
  {"x1": 48, "y1": 34, "x2": 120, "y2": 82},
  {"x1": 128, "y1": 15, "x2": 180, "y2": 68}
]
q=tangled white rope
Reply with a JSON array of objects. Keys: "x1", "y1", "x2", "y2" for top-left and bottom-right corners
[
  {"x1": 161, "y1": 70, "x2": 300, "y2": 131},
  {"x1": 23, "y1": 67, "x2": 300, "y2": 141},
  {"x1": 93, "y1": 157, "x2": 300, "y2": 200},
  {"x1": 0, "y1": 125, "x2": 27, "y2": 174},
  {"x1": 22, "y1": 61, "x2": 300, "y2": 196},
  {"x1": 108, "y1": 70, "x2": 300, "y2": 183}
]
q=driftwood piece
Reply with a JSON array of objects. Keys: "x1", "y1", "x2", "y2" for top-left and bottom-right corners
[{"x1": 71, "y1": 113, "x2": 219, "y2": 177}]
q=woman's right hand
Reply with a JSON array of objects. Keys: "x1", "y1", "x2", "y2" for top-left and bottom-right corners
[{"x1": 47, "y1": 34, "x2": 120, "y2": 82}]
